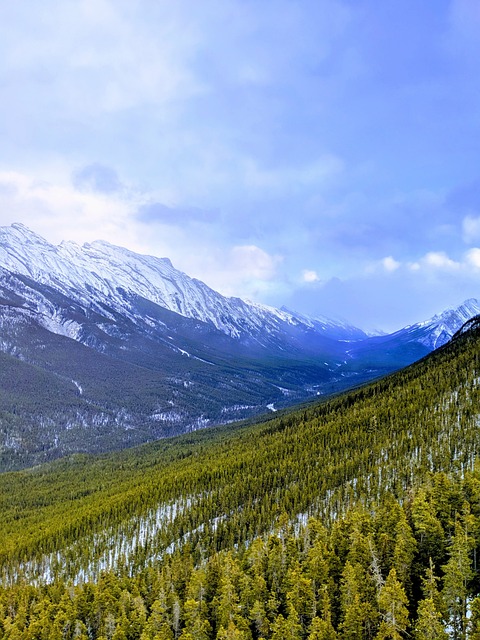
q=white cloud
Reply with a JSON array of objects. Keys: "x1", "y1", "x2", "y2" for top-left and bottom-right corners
[
  {"x1": 381, "y1": 256, "x2": 400, "y2": 272},
  {"x1": 465, "y1": 247, "x2": 480, "y2": 269},
  {"x1": 406, "y1": 252, "x2": 460, "y2": 272},
  {"x1": 407, "y1": 249, "x2": 480, "y2": 273},
  {"x1": 302, "y1": 269, "x2": 320, "y2": 283},
  {"x1": 366, "y1": 250, "x2": 474, "y2": 277},
  {"x1": 0, "y1": 1, "x2": 205, "y2": 118},
  {"x1": 0, "y1": 168, "x2": 286, "y2": 303},
  {"x1": 0, "y1": 170, "x2": 142, "y2": 250},
  {"x1": 229, "y1": 245, "x2": 282, "y2": 281},
  {"x1": 1, "y1": 0, "x2": 479, "y2": 334},
  {"x1": 422, "y1": 251, "x2": 460, "y2": 270},
  {"x1": 365, "y1": 255, "x2": 402, "y2": 274},
  {"x1": 162, "y1": 242, "x2": 285, "y2": 301},
  {"x1": 0, "y1": 0, "x2": 353, "y2": 212}
]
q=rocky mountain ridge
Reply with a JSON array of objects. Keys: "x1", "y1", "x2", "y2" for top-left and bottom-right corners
[
  {"x1": 0, "y1": 223, "x2": 365, "y2": 344},
  {"x1": 0, "y1": 222, "x2": 478, "y2": 469}
]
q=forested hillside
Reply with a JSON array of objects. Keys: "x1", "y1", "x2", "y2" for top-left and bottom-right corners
[
  {"x1": 1, "y1": 318, "x2": 480, "y2": 638},
  {"x1": 1, "y1": 471, "x2": 480, "y2": 639}
]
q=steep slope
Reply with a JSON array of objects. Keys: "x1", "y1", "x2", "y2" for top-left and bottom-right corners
[
  {"x1": 0, "y1": 268, "x2": 350, "y2": 470},
  {"x1": 1, "y1": 313, "x2": 479, "y2": 587},
  {"x1": 0, "y1": 223, "x2": 365, "y2": 343},
  {"x1": 1, "y1": 315, "x2": 480, "y2": 638},
  {"x1": 412, "y1": 297, "x2": 480, "y2": 348},
  {"x1": 0, "y1": 224, "x2": 370, "y2": 468},
  {"x1": 0, "y1": 264, "x2": 355, "y2": 469},
  {"x1": 345, "y1": 298, "x2": 480, "y2": 374}
]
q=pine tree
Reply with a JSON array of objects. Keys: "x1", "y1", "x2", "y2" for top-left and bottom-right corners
[
  {"x1": 442, "y1": 520, "x2": 473, "y2": 640},
  {"x1": 376, "y1": 568, "x2": 409, "y2": 640},
  {"x1": 408, "y1": 477, "x2": 445, "y2": 570},
  {"x1": 112, "y1": 626, "x2": 128, "y2": 640},
  {"x1": 307, "y1": 590, "x2": 337, "y2": 639},
  {"x1": 392, "y1": 511, "x2": 417, "y2": 590},
  {"x1": 249, "y1": 599, "x2": 269, "y2": 638},
  {"x1": 269, "y1": 612, "x2": 302, "y2": 640},
  {"x1": 339, "y1": 561, "x2": 376, "y2": 640},
  {"x1": 414, "y1": 598, "x2": 447, "y2": 640},
  {"x1": 179, "y1": 598, "x2": 212, "y2": 640},
  {"x1": 308, "y1": 615, "x2": 338, "y2": 639},
  {"x1": 215, "y1": 556, "x2": 242, "y2": 629},
  {"x1": 285, "y1": 561, "x2": 316, "y2": 633},
  {"x1": 216, "y1": 619, "x2": 251, "y2": 639},
  {"x1": 414, "y1": 560, "x2": 447, "y2": 640},
  {"x1": 143, "y1": 599, "x2": 174, "y2": 639},
  {"x1": 72, "y1": 619, "x2": 90, "y2": 640}
]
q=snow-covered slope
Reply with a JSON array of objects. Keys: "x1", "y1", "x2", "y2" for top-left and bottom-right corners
[
  {"x1": 1, "y1": 224, "x2": 478, "y2": 358},
  {"x1": 0, "y1": 224, "x2": 373, "y2": 469},
  {"x1": 414, "y1": 298, "x2": 480, "y2": 349},
  {"x1": 280, "y1": 306, "x2": 367, "y2": 341},
  {"x1": 345, "y1": 298, "x2": 480, "y2": 376},
  {"x1": 0, "y1": 223, "x2": 364, "y2": 343}
]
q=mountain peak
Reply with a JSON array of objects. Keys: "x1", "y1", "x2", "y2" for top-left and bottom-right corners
[
  {"x1": 4, "y1": 222, "x2": 53, "y2": 246},
  {"x1": 411, "y1": 298, "x2": 480, "y2": 349},
  {"x1": 432, "y1": 298, "x2": 480, "y2": 323},
  {"x1": 0, "y1": 222, "x2": 361, "y2": 341}
]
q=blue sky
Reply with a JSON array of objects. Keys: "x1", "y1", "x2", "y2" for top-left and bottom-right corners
[{"x1": 0, "y1": 0, "x2": 480, "y2": 331}]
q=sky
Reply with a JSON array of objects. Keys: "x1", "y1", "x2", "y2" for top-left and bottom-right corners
[{"x1": 0, "y1": 0, "x2": 480, "y2": 332}]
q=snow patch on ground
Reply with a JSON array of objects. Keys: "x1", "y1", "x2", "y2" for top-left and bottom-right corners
[{"x1": 72, "y1": 380, "x2": 83, "y2": 395}]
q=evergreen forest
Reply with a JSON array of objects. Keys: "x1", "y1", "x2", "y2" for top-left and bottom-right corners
[{"x1": 1, "y1": 318, "x2": 480, "y2": 638}]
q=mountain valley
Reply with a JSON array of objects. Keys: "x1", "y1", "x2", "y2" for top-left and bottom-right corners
[
  {"x1": 0, "y1": 303, "x2": 479, "y2": 637},
  {"x1": 0, "y1": 223, "x2": 479, "y2": 469}
]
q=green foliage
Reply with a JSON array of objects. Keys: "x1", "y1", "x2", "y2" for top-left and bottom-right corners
[
  {"x1": 1, "y1": 473, "x2": 480, "y2": 638},
  {"x1": 1, "y1": 315, "x2": 480, "y2": 637},
  {"x1": 1, "y1": 318, "x2": 479, "y2": 584}
]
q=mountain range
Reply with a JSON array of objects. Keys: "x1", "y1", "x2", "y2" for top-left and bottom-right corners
[{"x1": 0, "y1": 222, "x2": 479, "y2": 469}]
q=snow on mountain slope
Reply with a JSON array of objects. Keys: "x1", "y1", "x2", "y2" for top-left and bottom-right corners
[
  {"x1": 2, "y1": 223, "x2": 480, "y2": 470},
  {"x1": 0, "y1": 223, "x2": 364, "y2": 342},
  {"x1": 410, "y1": 298, "x2": 480, "y2": 349},
  {"x1": 280, "y1": 306, "x2": 367, "y2": 341},
  {"x1": 1, "y1": 223, "x2": 477, "y2": 360}
]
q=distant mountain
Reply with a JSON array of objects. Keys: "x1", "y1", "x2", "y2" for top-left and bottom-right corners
[
  {"x1": 345, "y1": 298, "x2": 480, "y2": 373},
  {"x1": 0, "y1": 222, "x2": 479, "y2": 469},
  {"x1": 0, "y1": 223, "x2": 365, "y2": 344},
  {"x1": 0, "y1": 223, "x2": 370, "y2": 468},
  {"x1": 409, "y1": 298, "x2": 480, "y2": 348}
]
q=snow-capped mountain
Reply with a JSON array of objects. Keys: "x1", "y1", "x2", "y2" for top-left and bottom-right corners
[
  {"x1": 0, "y1": 223, "x2": 371, "y2": 469},
  {"x1": 413, "y1": 298, "x2": 480, "y2": 349},
  {"x1": 345, "y1": 299, "x2": 480, "y2": 375},
  {"x1": 0, "y1": 222, "x2": 479, "y2": 470},
  {"x1": 0, "y1": 223, "x2": 364, "y2": 344},
  {"x1": 373, "y1": 298, "x2": 480, "y2": 354}
]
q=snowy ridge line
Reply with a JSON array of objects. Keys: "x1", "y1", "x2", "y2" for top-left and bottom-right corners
[
  {"x1": 411, "y1": 299, "x2": 480, "y2": 350},
  {"x1": 1, "y1": 223, "x2": 478, "y2": 350},
  {"x1": 0, "y1": 223, "x2": 365, "y2": 341}
]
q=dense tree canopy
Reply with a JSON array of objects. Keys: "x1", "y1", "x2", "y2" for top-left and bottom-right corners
[{"x1": 1, "y1": 319, "x2": 480, "y2": 637}]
